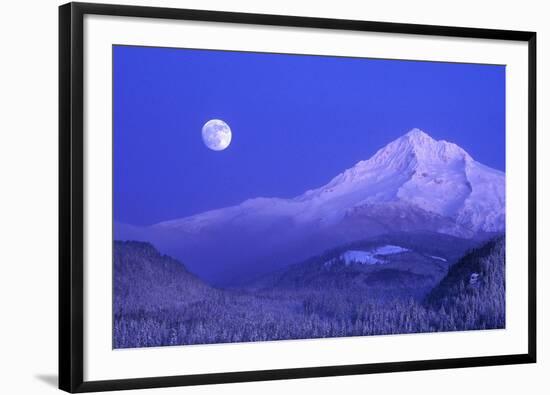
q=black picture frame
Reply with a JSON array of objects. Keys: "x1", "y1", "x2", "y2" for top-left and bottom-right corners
[{"x1": 59, "y1": 2, "x2": 537, "y2": 393}]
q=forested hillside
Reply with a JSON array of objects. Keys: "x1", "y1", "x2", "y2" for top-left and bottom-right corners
[
  {"x1": 113, "y1": 236, "x2": 505, "y2": 348},
  {"x1": 425, "y1": 236, "x2": 505, "y2": 330}
]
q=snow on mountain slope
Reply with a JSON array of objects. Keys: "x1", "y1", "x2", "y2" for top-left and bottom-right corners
[
  {"x1": 155, "y1": 128, "x2": 504, "y2": 234},
  {"x1": 292, "y1": 128, "x2": 503, "y2": 231},
  {"x1": 325, "y1": 245, "x2": 411, "y2": 267},
  {"x1": 118, "y1": 128, "x2": 504, "y2": 285}
]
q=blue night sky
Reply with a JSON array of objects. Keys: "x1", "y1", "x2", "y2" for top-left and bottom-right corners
[{"x1": 113, "y1": 45, "x2": 505, "y2": 226}]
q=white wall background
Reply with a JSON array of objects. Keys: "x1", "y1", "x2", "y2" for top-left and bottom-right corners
[{"x1": 0, "y1": 0, "x2": 546, "y2": 394}]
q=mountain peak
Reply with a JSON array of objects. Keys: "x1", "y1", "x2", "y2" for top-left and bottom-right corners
[
  {"x1": 368, "y1": 128, "x2": 473, "y2": 171},
  {"x1": 405, "y1": 128, "x2": 433, "y2": 142},
  {"x1": 403, "y1": 129, "x2": 442, "y2": 152},
  {"x1": 300, "y1": 128, "x2": 473, "y2": 206}
]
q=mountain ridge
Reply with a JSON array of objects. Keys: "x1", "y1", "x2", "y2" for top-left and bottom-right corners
[
  {"x1": 116, "y1": 128, "x2": 505, "y2": 285},
  {"x1": 153, "y1": 128, "x2": 504, "y2": 234}
]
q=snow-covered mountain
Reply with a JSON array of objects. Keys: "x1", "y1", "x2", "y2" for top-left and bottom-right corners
[{"x1": 116, "y1": 129, "x2": 505, "y2": 285}]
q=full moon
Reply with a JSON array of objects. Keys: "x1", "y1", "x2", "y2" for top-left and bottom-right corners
[{"x1": 202, "y1": 119, "x2": 232, "y2": 151}]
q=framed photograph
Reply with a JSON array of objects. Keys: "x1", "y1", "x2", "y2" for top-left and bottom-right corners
[{"x1": 59, "y1": 2, "x2": 537, "y2": 392}]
